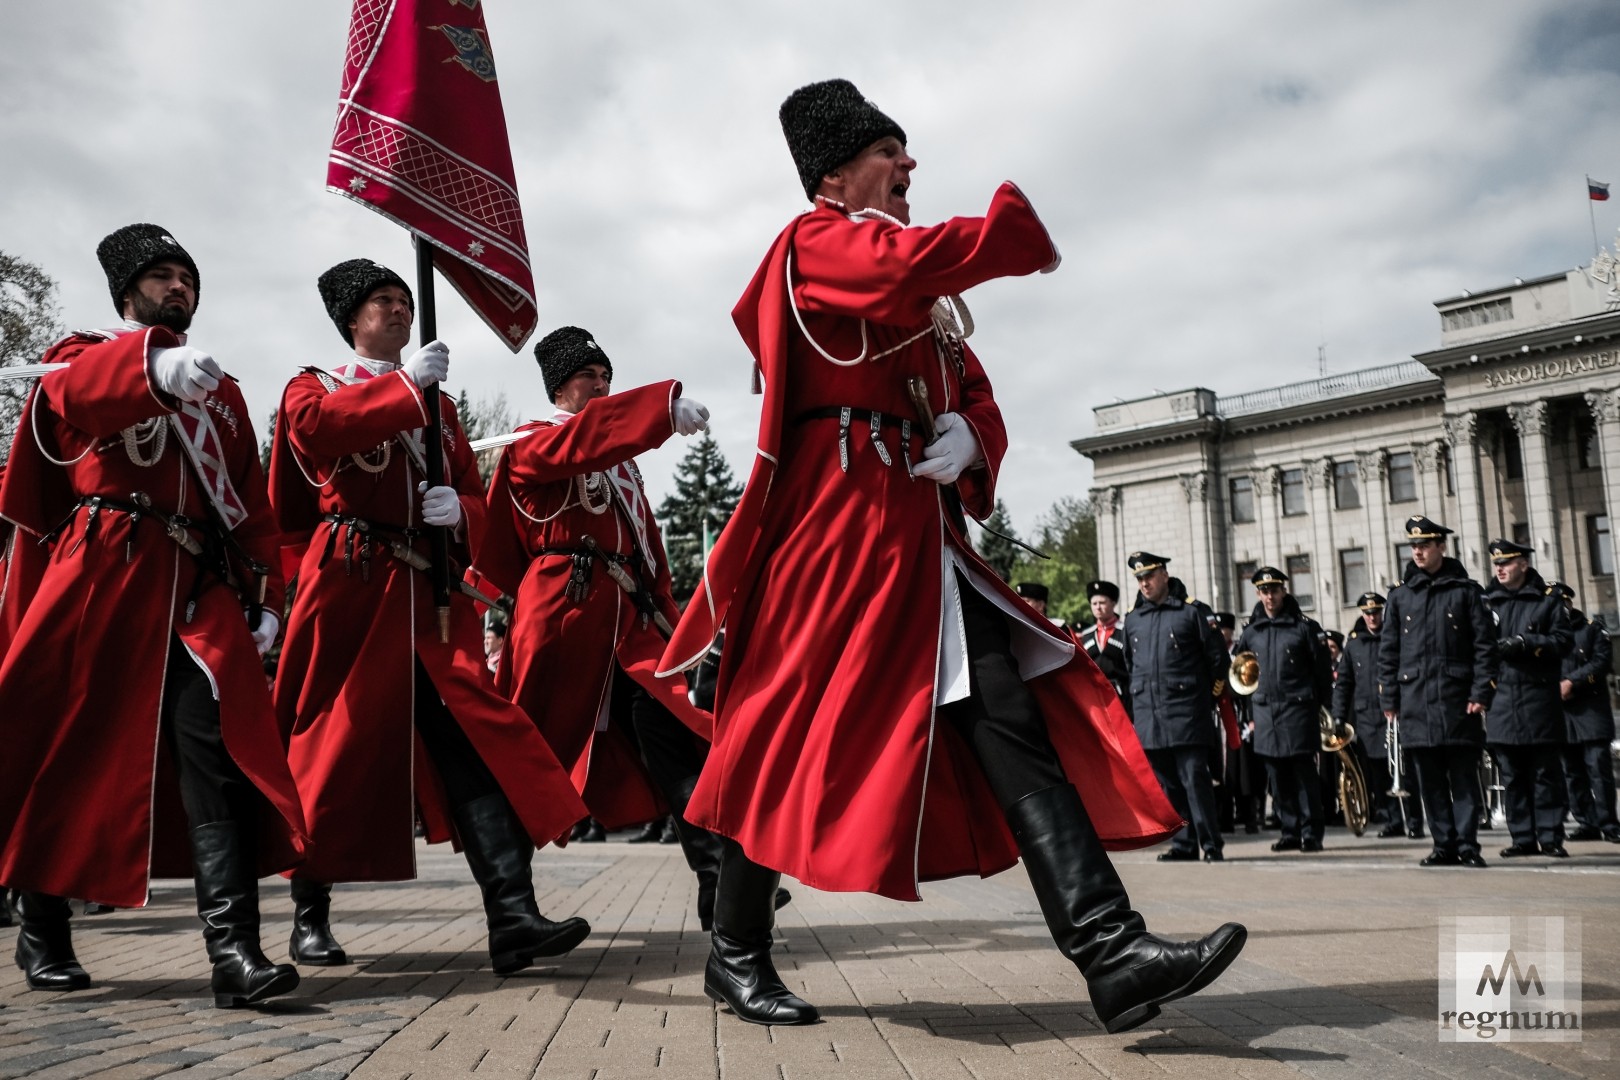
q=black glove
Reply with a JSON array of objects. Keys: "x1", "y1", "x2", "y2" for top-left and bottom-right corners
[{"x1": 1495, "y1": 635, "x2": 1527, "y2": 659}]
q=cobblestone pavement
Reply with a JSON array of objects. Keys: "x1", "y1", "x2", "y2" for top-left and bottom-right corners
[{"x1": 2, "y1": 829, "x2": 1616, "y2": 1079}]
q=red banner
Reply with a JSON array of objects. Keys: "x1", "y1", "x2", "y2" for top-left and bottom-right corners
[{"x1": 327, "y1": 0, "x2": 537, "y2": 351}]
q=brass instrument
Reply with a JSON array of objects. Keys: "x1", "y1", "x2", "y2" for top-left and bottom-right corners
[
  {"x1": 1322, "y1": 707, "x2": 1370, "y2": 835},
  {"x1": 1229, "y1": 650, "x2": 1260, "y2": 696},
  {"x1": 1385, "y1": 716, "x2": 1407, "y2": 798},
  {"x1": 1320, "y1": 706, "x2": 1355, "y2": 753}
]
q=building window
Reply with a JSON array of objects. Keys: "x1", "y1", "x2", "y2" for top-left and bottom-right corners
[
  {"x1": 1333, "y1": 461, "x2": 1360, "y2": 509},
  {"x1": 1280, "y1": 468, "x2": 1306, "y2": 516},
  {"x1": 1440, "y1": 296, "x2": 1512, "y2": 333},
  {"x1": 1340, "y1": 548, "x2": 1369, "y2": 605},
  {"x1": 1387, "y1": 452, "x2": 1417, "y2": 503},
  {"x1": 1395, "y1": 543, "x2": 1414, "y2": 572},
  {"x1": 1512, "y1": 522, "x2": 1531, "y2": 547},
  {"x1": 1591, "y1": 515, "x2": 1614, "y2": 576},
  {"x1": 1503, "y1": 428, "x2": 1524, "y2": 480},
  {"x1": 1287, "y1": 554, "x2": 1315, "y2": 611},
  {"x1": 1234, "y1": 560, "x2": 1258, "y2": 603},
  {"x1": 1444, "y1": 450, "x2": 1455, "y2": 495},
  {"x1": 1230, "y1": 476, "x2": 1255, "y2": 523}
]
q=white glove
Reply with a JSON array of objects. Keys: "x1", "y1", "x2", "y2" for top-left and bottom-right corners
[
  {"x1": 150, "y1": 345, "x2": 222, "y2": 404},
  {"x1": 403, "y1": 340, "x2": 450, "y2": 388},
  {"x1": 673, "y1": 397, "x2": 710, "y2": 436},
  {"x1": 249, "y1": 609, "x2": 279, "y2": 656},
  {"x1": 417, "y1": 481, "x2": 463, "y2": 527},
  {"x1": 912, "y1": 412, "x2": 982, "y2": 485}
]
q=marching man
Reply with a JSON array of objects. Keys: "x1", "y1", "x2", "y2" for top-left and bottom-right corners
[
  {"x1": 0, "y1": 225, "x2": 307, "y2": 1006},
  {"x1": 268, "y1": 259, "x2": 590, "y2": 974},
  {"x1": 658, "y1": 79, "x2": 1246, "y2": 1033}
]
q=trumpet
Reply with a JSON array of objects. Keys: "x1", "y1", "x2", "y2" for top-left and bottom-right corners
[
  {"x1": 1385, "y1": 716, "x2": 1407, "y2": 797},
  {"x1": 1229, "y1": 650, "x2": 1260, "y2": 696}
]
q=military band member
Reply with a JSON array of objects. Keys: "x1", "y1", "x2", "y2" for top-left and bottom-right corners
[
  {"x1": 1336, "y1": 592, "x2": 1423, "y2": 838},
  {"x1": 1234, "y1": 567, "x2": 1332, "y2": 852},
  {"x1": 1378, "y1": 516, "x2": 1498, "y2": 868},
  {"x1": 1216, "y1": 612, "x2": 1263, "y2": 834},
  {"x1": 1123, "y1": 553, "x2": 1229, "y2": 862},
  {"x1": 1077, "y1": 579, "x2": 1127, "y2": 706},
  {"x1": 1549, "y1": 582, "x2": 1620, "y2": 843},
  {"x1": 657, "y1": 79, "x2": 1243, "y2": 1031},
  {"x1": 0, "y1": 225, "x2": 306, "y2": 1005},
  {"x1": 1483, "y1": 540, "x2": 1573, "y2": 858},
  {"x1": 268, "y1": 260, "x2": 590, "y2": 974}
]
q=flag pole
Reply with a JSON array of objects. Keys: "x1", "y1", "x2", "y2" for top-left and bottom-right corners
[
  {"x1": 1589, "y1": 176, "x2": 1602, "y2": 258},
  {"x1": 414, "y1": 236, "x2": 453, "y2": 642}
]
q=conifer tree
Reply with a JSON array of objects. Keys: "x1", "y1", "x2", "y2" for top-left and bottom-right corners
[
  {"x1": 657, "y1": 433, "x2": 744, "y2": 601},
  {"x1": 975, "y1": 499, "x2": 1021, "y2": 582}
]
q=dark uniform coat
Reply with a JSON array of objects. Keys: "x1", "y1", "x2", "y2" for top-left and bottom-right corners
[
  {"x1": 1233, "y1": 597, "x2": 1332, "y2": 758},
  {"x1": 1123, "y1": 580, "x2": 1226, "y2": 749},
  {"x1": 1333, "y1": 616, "x2": 1386, "y2": 759},
  {"x1": 1483, "y1": 569, "x2": 1571, "y2": 745},
  {"x1": 1563, "y1": 613, "x2": 1615, "y2": 744},
  {"x1": 1078, "y1": 618, "x2": 1129, "y2": 707},
  {"x1": 1377, "y1": 557, "x2": 1498, "y2": 748}
]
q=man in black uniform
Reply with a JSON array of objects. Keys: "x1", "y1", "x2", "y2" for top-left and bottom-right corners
[
  {"x1": 1378, "y1": 516, "x2": 1498, "y2": 868},
  {"x1": 1549, "y1": 582, "x2": 1620, "y2": 843},
  {"x1": 1335, "y1": 593, "x2": 1423, "y2": 839},
  {"x1": 1483, "y1": 540, "x2": 1573, "y2": 859},
  {"x1": 1078, "y1": 580, "x2": 1128, "y2": 708},
  {"x1": 1234, "y1": 568, "x2": 1332, "y2": 852},
  {"x1": 1122, "y1": 553, "x2": 1228, "y2": 862}
]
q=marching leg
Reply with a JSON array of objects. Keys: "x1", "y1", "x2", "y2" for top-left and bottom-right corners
[
  {"x1": 288, "y1": 877, "x2": 347, "y2": 966},
  {"x1": 12, "y1": 892, "x2": 90, "y2": 991},
  {"x1": 704, "y1": 839, "x2": 818, "y2": 1025},
  {"x1": 190, "y1": 823, "x2": 299, "y2": 1008}
]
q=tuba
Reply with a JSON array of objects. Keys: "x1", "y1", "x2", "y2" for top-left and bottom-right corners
[
  {"x1": 1320, "y1": 707, "x2": 1355, "y2": 752},
  {"x1": 1229, "y1": 651, "x2": 1260, "y2": 696}
]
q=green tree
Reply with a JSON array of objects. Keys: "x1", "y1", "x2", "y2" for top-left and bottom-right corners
[
  {"x1": 973, "y1": 498, "x2": 1021, "y2": 582},
  {"x1": 0, "y1": 252, "x2": 63, "y2": 458},
  {"x1": 456, "y1": 388, "x2": 515, "y2": 484},
  {"x1": 1009, "y1": 495, "x2": 1098, "y2": 626},
  {"x1": 657, "y1": 433, "x2": 743, "y2": 602}
]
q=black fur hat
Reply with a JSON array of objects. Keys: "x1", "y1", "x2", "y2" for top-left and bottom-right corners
[
  {"x1": 534, "y1": 326, "x2": 612, "y2": 401},
  {"x1": 317, "y1": 259, "x2": 412, "y2": 346},
  {"x1": 96, "y1": 224, "x2": 200, "y2": 315},
  {"x1": 779, "y1": 79, "x2": 907, "y2": 200}
]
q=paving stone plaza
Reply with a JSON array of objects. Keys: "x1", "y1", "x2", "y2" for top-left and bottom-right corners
[{"x1": 1, "y1": 831, "x2": 1615, "y2": 1079}]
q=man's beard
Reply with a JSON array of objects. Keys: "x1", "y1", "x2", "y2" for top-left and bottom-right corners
[{"x1": 130, "y1": 292, "x2": 192, "y2": 333}]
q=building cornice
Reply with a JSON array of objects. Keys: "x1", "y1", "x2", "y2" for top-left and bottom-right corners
[
  {"x1": 1222, "y1": 379, "x2": 1445, "y2": 436},
  {"x1": 1415, "y1": 310, "x2": 1620, "y2": 372},
  {"x1": 1071, "y1": 415, "x2": 1220, "y2": 457}
]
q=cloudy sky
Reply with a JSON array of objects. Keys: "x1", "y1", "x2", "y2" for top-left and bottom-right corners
[{"x1": 3, "y1": 1, "x2": 1617, "y2": 535}]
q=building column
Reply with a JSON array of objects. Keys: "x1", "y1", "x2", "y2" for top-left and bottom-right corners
[
  {"x1": 1508, "y1": 400, "x2": 1563, "y2": 580},
  {"x1": 1255, "y1": 465, "x2": 1281, "y2": 567},
  {"x1": 1414, "y1": 438, "x2": 1447, "y2": 518},
  {"x1": 1443, "y1": 412, "x2": 1488, "y2": 576},
  {"x1": 1586, "y1": 389, "x2": 1620, "y2": 580},
  {"x1": 1304, "y1": 458, "x2": 1337, "y2": 613},
  {"x1": 1089, "y1": 485, "x2": 1123, "y2": 589},
  {"x1": 1358, "y1": 449, "x2": 1392, "y2": 588},
  {"x1": 1179, "y1": 472, "x2": 1213, "y2": 606}
]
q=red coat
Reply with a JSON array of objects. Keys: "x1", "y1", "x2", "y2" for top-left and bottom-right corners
[
  {"x1": 477, "y1": 382, "x2": 712, "y2": 829},
  {"x1": 660, "y1": 186, "x2": 1179, "y2": 900},
  {"x1": 0, "y1": 328, "x2": 307, "y2": 907},
  {"x1": 269, "y1": 363, "x2": 585, "y2": 882}
]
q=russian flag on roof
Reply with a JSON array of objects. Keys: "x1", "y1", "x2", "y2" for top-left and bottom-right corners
[{"x1": 1591, "y1": 179, "x2": 1611, "y2": 202}]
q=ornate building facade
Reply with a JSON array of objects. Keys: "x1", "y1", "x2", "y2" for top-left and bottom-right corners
[{"x1": 1075, "y1": 261, "x2": 1620, "y2": 631}]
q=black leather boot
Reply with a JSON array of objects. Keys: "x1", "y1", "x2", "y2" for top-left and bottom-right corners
[
  {"x1": 13, "y1": 892, "x2": 90, "y2": 991},
  {"x1": 704, "y1": 840, "x2": 818, "y2": 1025},
  {"x1": 454, "y1": 794, "x2": 591, "y2": 974},
  {"x1": 288, "y1": 877, "x2": 347, "y2": 966},
  {"x1": 190, "y1": 823, "x2": 299, "y2": 1008},
  {"x1": 667, "y1": 778, "x2": 792, "y2": 932},
  {"x1": 1008, "y1": 785, "x2": 1247, "y2": 1034}
]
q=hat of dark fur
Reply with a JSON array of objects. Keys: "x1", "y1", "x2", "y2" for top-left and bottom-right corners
[
  {"x1": 534, "y1": 326, "x2": 612, "y2": 401},
  {"x1": 96, "y1": 224, "x2": 200, "y2": 315},
  {"x1": 779, "y1": 79, "x2": 907, "y2": 200},
  {"x1": 317, "y1": 259, "x2": 412, "y2": 346}
]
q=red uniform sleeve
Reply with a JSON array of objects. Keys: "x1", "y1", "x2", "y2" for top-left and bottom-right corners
[
  {"x1": 282, "y1": 369, "x2": 430, "y2": 459},
  {"x1": 38, "y1": 328, "x2": 181, "y2": 437},
  {"x1": 504, "y1": 381, "x2": 679, "y2": 490},
  {"x1": 951, "y1": 342, "x2": 1007, "y2": 521},
  {"x1": 791, "y1": 183, "x2": 1059, "y2": 325}
]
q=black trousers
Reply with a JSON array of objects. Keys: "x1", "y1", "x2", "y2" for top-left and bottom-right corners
[
  {"x1": 613, "y1": 667, "x2": 708, "y2": 803},
  {"x1": 412, "y1": 659, "x2": 499, "y2": 810},
  {"x1": 1409, "y1": 746, "x2": 1482, "y2": 856},
  {"x1": 1146, "y1": 747, "x2": 1223, "y2": 855},
  {"x1": 1263, "y1": 753, "x2": 1324, "y2": 843},
  {"x1": 936, "y1": 579, "x2": 1068, "y2": 811},
  {"x1": 160, "y1": 636, "x2": 256, "y2": 829},
  {"x1": 1563, "y1": 740, "x2": 1620, "y2": 832},
  {"x1": 1491, "y1": 744, "x2": 1567, "y2": 848},
  {"x1": 1363, "y1": 754, "x2": 1425, "y2": 830}
]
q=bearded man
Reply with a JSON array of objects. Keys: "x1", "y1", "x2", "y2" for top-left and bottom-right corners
[
  {"x1": 268, "y1": 260, "x2": 589, "y2": 975},
  {"x1": 0, "y1": 225, "x2": 306, "y2": 1007},
  {"x1": 658, "y1": 79, "x2": 1245, "y2": 1033}
]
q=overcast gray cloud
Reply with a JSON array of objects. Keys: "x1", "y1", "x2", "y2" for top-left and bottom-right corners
[{"x1": 3, "y1": 1, "x2": 1617, "y2": 535}]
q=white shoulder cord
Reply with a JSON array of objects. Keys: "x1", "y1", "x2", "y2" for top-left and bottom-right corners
[
  {"x1": 786, "y1": 247, "x2": 869, "y2": 366},
  {"x1": 508, "y1": 473, "x2": 609, "y2": 525},
  {"x1": 30, "y1": 389, "x2": 94, "y2": 467}
]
